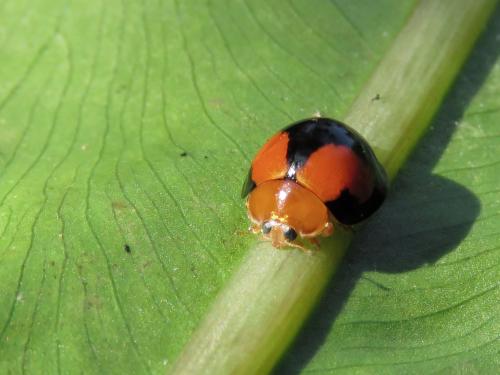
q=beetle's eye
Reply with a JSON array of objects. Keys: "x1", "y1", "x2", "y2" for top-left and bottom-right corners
[
  {"x1": 262, "y1": 221, "x2": 273, "y2": 234},
  {"x1": 283, "y1": 227, "x2": 297, "y2": 241}
]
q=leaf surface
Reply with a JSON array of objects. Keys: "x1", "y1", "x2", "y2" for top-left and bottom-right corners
[{"x1": 1, "y1": 1, "x2": 498, "y2": 374}]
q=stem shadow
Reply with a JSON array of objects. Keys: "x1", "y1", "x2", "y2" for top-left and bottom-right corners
[{"x1": 274, "y1": 6, "x2": 500, "y2": 374}]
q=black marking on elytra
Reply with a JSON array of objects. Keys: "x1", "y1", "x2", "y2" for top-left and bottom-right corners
[
  {"x1": 326, "y1": 184, "x2": 386, "y2": 225},
  {"x1": 241, "y1": 167, "x2": 257, "y2": 198},
  {"x1": 285, "y1": 117, "x2": 372, "y2": 168},
  {"x1": 285, "y1": 117, "x2": 388, "y2": 200}
]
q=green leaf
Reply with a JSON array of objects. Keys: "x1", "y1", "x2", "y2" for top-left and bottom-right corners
[{"x1": 0, "y1": 1, "x2": 497, "y2": 375}]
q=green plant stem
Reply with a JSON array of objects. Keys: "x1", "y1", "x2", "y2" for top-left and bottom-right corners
[{"x1": 170, "y1": 1, "x2": 497, "y2": 374}]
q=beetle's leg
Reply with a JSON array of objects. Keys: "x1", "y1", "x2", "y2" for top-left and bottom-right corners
[
  {"x1": 290, "y1": 243, "x2": 313, "y2": 255},
  {"x1": 322, "y1": 222, "x2": 334, "y2": 237},
  {"x1": 306, "y1": 237, "x2": 320, "y2": 249},
  {"x1": 249, "y1": 223, "x2": 261, "y2": 234}
]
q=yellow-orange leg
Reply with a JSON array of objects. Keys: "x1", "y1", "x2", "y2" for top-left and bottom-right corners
[
  {"x1": 279, "y1": 240, "x2": 314, "y2": 255},
  {"x1": 256, "y1": 235, "x2": 314, "y2": 254},
  {"x1": 249, "y1": 223, "x2": 261, "y2": 234},
  {"x1": 322, "y1": 222, "x2": 334, "y2": 237}
]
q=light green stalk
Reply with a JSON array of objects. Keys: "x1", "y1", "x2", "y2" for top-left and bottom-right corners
[{"x1": 170, "y1": 1, "x2": 497, "y2": 374}]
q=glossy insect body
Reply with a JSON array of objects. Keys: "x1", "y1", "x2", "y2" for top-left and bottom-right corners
[
  {"x1": 242, "y1": 117, "x2": 388, "y2": 248},
  {"x1": 246, "y1": 179, "x2": 332, "y2": 247}
]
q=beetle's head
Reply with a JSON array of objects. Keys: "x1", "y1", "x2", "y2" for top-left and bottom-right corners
[{"x1": 261, "y1": 219, "x2": 297, "y2": 247}]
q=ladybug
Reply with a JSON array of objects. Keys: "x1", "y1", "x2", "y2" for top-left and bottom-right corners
[{"x1": 242, "y1": 117, "x2": 388, "y2": 249}]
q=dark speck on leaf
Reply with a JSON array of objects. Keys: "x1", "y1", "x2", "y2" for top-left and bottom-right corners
[
  {"x1": 180, "y1": 151, "x2": 188, "y2": 157},
  {"x1": 204, "y1": 155, "x2": 208, "y2": 159},
  {"x1": 124, "y1": 244, "x2": 131, "y2": 253},
  {"x1": 371, "y1": 93, "x2": 381, "y2": 101}
]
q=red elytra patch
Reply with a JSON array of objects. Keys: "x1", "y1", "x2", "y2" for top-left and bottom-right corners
[
  {"x1": 296, "y1": 144, "x2": 374, "y2": 203},
  {"x1": 251, "y1": 132, "x2": 289, "y2": 185}
]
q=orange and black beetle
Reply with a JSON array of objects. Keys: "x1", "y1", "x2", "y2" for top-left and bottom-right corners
[{"x1": 242, "y1": 117, "x2": 388, "y2": 249}]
